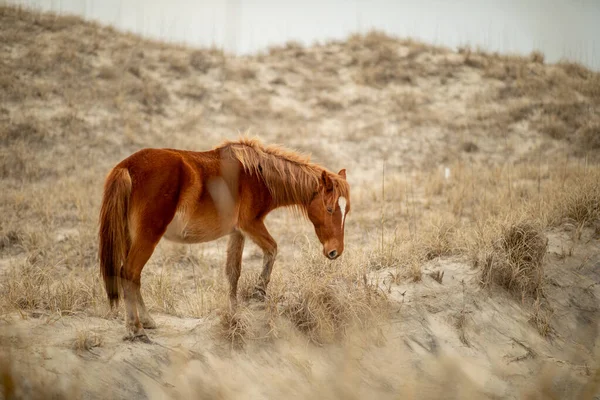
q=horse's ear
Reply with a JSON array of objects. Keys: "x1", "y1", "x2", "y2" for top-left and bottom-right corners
[
  {"x1": 321, "y1": 170, "x2": 334, "y2": 191},
  {"x1": 338, "y1": 169, "x2": 346, "y2": 180}
]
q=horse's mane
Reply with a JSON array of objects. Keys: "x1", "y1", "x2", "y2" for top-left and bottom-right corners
[{"x1": 216, "y1": 137, "x2": 349, "y2": 212}]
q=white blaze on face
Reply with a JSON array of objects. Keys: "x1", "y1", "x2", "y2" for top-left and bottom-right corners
[{"x1": 338, "y1": 196, "x2": 347, "y2": 229}]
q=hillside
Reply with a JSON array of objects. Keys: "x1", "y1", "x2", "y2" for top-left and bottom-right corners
[{"x1": 1, "y1": 5, "x2": 600, "y2": 399}]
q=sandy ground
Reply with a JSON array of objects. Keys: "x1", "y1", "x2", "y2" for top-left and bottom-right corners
[
  {"x1": 2, "y1": 227, "x2": 599, "y2": 399},
  {"x1": 1, "y1": 5, "x2": 599, "y2": 400}
]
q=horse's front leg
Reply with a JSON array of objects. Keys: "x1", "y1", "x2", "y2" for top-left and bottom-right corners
[
  {"x1": 241, "y1": 220, "x2": 277, "y2": 300},
  {"x1": 226, "y1": 230, "x2": 246, "y2": 310}
]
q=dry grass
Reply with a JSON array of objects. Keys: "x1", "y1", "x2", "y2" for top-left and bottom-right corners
[
  {"x1": 413, "y1": 159, "x2": 600, "y2": 336},
  {"x1": 189, "y1": 48, "x2": 225, "y2": 72},
  {"x1": 218, "y1": 307, "x2": 251, "y2": 349},
  {"x1": 528, "y1": 297, "x2": 553, "y2": 338},
  {"x1": 350, "y1": 30, "x2": 415, "y2": 87},
  {"x1": 479, "y1": 220, "x2": 547, "y2": 298},
  {"x1": 0, "y1": 260, "x2": 106, "y2": 317},
  {"x1": 280, "y1": 271, "x2": 386, "y2": 344},
  {"x1": 73, "y1": 329, "x2": 103, "y2": 353},
  {"x1": 550, "y1": 169, "x2": 600, "y2": 225},
  {"x1": 236, "y1": 246, "x2": 389, "y2": 345},
  {"x1": 225, "y1": 64, "x2": 257, "y2": 81}
]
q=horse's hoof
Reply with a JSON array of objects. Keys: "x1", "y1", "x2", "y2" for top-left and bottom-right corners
[
  {"x1": 137, "y1": 334, "x2": 152, "y2": 344},
  {"x1": 123, "y1": 332, "x2": 152, "y2": 344}
]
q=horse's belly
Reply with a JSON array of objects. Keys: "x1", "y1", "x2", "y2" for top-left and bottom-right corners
[{"x1": 163, "y1": 210, "x2": 233, "y2": 244}]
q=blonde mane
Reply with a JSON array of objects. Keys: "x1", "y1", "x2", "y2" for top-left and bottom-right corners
[{"x1": 216, "y1": 137, "x2": 349, "y2": 211}]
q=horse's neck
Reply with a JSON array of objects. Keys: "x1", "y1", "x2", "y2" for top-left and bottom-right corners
[{"x1": 261, "y1": 168, "x2": 317, "y2": 210}]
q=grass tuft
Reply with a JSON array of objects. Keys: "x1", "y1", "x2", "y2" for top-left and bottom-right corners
[
  {"x1": 73, "y1": 329, "x2": 103, "y2": 353},
  {"x1": 480, "y1": 220, "x2": 547, "y2": 298},
  {"x1": 219, "y1": 307, "x2": 251, "y2": 349}
]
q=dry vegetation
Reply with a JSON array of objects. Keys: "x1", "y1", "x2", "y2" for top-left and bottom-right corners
[{"x1": 1, "y1": 5, "x2": 600, "y2": 399}]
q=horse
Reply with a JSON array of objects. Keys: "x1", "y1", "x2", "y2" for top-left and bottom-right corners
[{"x1": 98, "y1": 137, "x2": 351, "y2": 342}]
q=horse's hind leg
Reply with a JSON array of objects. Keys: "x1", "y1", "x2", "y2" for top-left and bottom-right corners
[
  {"x1": 226, "y1": 230, "x2": 245, "y2": 310},
  {"x1": 121, "y1": 238, "x2": 159, "y2": 342},
  {"x1": 136, "y1": 287, "x2": 156, "y2": 329}
]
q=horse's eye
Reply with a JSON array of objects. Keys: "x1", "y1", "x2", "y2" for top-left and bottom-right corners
[{"x1": 327, "y1": 206, "x2": 333, "y2": 214}]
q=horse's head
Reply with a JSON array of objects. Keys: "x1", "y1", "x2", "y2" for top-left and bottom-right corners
[{"x1": 307, "y1": 169, "x2": 350, "y2": 260}]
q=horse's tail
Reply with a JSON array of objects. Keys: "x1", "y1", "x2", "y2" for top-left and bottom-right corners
[{"x1": 98, "y1": 167, "x2": 132, "y2": 308}]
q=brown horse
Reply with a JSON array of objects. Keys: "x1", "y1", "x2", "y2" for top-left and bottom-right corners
[{"x1": 98, "y1": 137, "x2": 351, "y2": 342}]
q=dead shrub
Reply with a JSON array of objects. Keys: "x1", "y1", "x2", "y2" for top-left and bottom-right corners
[
  {"x1": 461, "y1": 141, "x2": 479, "y2": 153},
  {"x1": 269, "y1": 250, "x2": 389, "y2": 345},
  {"x1": 189, "y1": 51, "x2": 211, "y2": 72},
  {"x1": 558, "y1": 60, "x2": 592, "y2": 80},
  {"x1": 578, "y1": 73, "x2": 600, "y2": 103},
  {"x1": 529, "y1": 51, "x2": 545, "y2": 64},
  {"x1": 351, "y1": 31, "x2": 413, "y2": 87},
  {"x1": 73, "y1": 330, "x2": 103, "y2": 353},
  {"x1": 283, "y1": 285, "x2": 345, "y2": 343},
  {"x1": 282, "y1": 279, "x2": 381, "y2": 344},
  {"x1": 480, "y1": 220, "x2": 547, "y2": 299},
  {"x1": 0, "y1": 230, "x2": 22, "y2": 251},
  {"x1": 554, "y1": 61, "x2": 600, "y2": 102},
  {"x1": 168, "y1": 56, "x2": 190, "y2": 75},
  {"x1": 219, "y1": 307, "x2": 251, "y2": 349},
  {"x1": 526, "y1": 102, "x2": 592, "y2": 143},
  {"x1": 499, "y1": 75, "x2": 555, "y2": 99},
  {"x1": 463, "y1": 52, "x2": 487, "y2": 69},
  {"x1": 189, "y1": 48, "x2": 224, "y2": 73},
  {"x1": 539, "y1": 102, "x2": 588, "y2": 129},
  {"x1": 484, "y1": 55, "x2": 539, "y2": 82},
  {"x1": 267, "y1": 40, "x2": 308, "y2": 57},
  {"x1": 484, "y1": 64, "x2": 511, "y2": 81},
  {"x1": 551, "y1": 173, "x2": 600, "y2": 225},
  {"x1": 361, "y1": 30, "x2": 398, "y2": 48}
]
